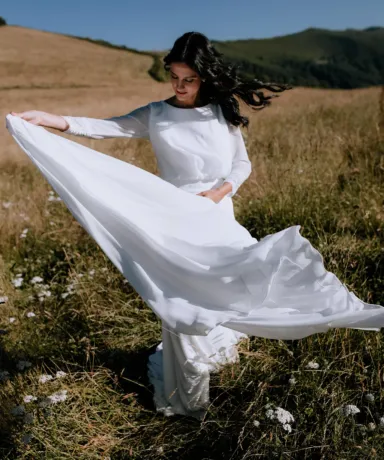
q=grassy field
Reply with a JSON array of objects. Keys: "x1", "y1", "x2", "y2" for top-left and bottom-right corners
[{"x1": 1, "y1": 26, "x2": 384, "y2": 459}]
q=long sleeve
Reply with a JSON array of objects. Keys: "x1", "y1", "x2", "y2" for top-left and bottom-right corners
[
  {"x1": 60, "y1": 104, "x2": 150, "y2": 140},
  {"x1": 223, "y1": 125, "x2": 252, "y2": 198}
]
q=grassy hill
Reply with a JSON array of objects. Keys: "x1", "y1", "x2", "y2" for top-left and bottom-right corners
[
  {"x1": 2, "y1": 21, "x2": 382, "y2": 89},
  {"x1": 68, "y1": 26, "x2": 384, "y2": 89},
  {"x1": 0, "y1": 25, "x2": 154, "y2": 90},
  {"x1": 211, "y1": 27, "x2": 384, "y2": 88}
]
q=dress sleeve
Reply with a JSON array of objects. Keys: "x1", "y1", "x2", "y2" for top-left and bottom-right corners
[
  {"x1": 223, "y1": 125, "x2": 252, "y2": 198},
  {"x1": 60, "y1": 103, "x2": 150, "y2": 140}
]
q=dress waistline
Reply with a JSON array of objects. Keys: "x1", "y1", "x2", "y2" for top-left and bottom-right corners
[{"x1": 162, "y1": 177, "x2": 225, "y2": 193}]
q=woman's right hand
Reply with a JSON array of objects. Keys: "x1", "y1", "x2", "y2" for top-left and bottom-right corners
[{"x1": 10, "y1": 110, "x2": 69, "y2": 131}]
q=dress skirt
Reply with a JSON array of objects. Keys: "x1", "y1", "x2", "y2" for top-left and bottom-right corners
[
  {"x1": 6, "y1": 114, "x2": 384, "y2": 419},
  {"x1": 148, "y1": 195, "x2": 248, "y2": 419}
]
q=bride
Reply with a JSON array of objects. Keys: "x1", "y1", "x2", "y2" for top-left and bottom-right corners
[{"x1": 7, "y1": 31, "x2": 384, "y2": 420}]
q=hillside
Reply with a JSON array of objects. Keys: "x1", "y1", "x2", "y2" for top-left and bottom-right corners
[
  {"x1": 0, "y1": 25, "x2": 154, "y2": 90},
  {"x1": 67, "y1": 26, "x2": 384, "y2": 89},
  {"x1": 211, "y1": 27, "x2": 384, "y2": 88}
]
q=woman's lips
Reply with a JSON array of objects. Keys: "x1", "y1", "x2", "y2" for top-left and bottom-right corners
[{"x1": 177, "y1": 91, "x2": 187, "y2": 95}]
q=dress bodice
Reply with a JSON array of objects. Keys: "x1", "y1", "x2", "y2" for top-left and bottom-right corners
[{"x1": 61, "y1": 100, "x2": 252, "y2": 197}]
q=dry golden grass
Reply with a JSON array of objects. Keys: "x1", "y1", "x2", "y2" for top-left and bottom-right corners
[{"x1": 0, "y1": 26, "x2": 154, "y2": 88}]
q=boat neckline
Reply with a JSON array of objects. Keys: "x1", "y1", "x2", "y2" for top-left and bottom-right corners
[{"x1": 162, "y1": 100, "x2": 212, "y2": 110}]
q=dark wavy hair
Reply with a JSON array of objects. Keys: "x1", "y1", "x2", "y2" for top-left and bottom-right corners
[{"x1": 163, "y1": 31, "x2": 291, "y2": 128}]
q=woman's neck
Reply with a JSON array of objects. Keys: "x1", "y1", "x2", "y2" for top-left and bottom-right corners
[{"x1": 167, "y1": 95, "x2": 206, "y2": 108}]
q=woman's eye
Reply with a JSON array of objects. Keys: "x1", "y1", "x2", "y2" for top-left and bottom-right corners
[{"x1": 171, "y1": 75, "x2": 194, "y2": 83}]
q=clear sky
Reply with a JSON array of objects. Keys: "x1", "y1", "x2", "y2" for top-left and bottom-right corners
[{"x1": 1, "y1": 0, "x2": 382, "y2": 51}]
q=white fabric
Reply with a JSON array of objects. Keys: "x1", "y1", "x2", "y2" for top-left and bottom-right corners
[
  {"x1": 61, "y1": 101, "x2": 252, "y2": 197},
  {"x1": 5, "y1": 105, "x2": 384, "y2": 420}
]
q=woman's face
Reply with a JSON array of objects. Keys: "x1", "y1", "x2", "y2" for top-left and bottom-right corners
[{"x1": 169, "y1": 62, "x2": 202, "y2": 106}]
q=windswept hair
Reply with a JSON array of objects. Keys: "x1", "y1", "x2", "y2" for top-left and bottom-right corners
[{"x1": 163, "y1": 31, "x2": 291, "y2": 128}]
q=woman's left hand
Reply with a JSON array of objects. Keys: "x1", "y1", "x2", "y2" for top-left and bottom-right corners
[{"x1": 196, "y1": 189, "x2": 224, "y2": 203}]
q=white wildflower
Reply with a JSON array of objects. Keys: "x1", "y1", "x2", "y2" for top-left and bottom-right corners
[
  {"x1": 0, "y1": 296, "x2": 8, "y2": 304},
  {"x1": 48, "y1": 389, "x2": 68, "y2": 404},
  {"x1": 364, "y1": 393, "x2": 375, "y2": 402},
  {"x1": 77, "y1": 274, "x2": 84, "y2": 278},
  {"x1": 12, "y1": 276, "x2": 23, "y2": 288},
  {"x1": 306, "y1": 361, "x2": 320, "y2": 369},
  {"x1": 88, "y1": 269, "x2": 95, "y2": 276},
  {"x1": 21, "y1": 433, "x2": 32, "y2": 444},
  {"x1": 9, "y1": 317, "x2": 16, "y2": 323},
  {"x1": 2, "y1": 201, "x2": 13, "y2": 209},
  {"x1": 48, "y1": 191, "x2": 61, "y2": 202},
  {"x1": 253, "y1": 420, "x2": 260, "y2": 427},
  {"x1": 0, "y1": 370, "x2": 10, "y2": 381},
  {"x1": 101, "y1": 267, "x2": 108, "y2": 272},
  {"x1": 11, "y1": 405, "x2": 26, "y2": 416},
  {"x1": 26, "y1": 311, "x2": 36, "y2": 318},
  {"x1": 123, "y1": 279, "x2": 128, "y2": 284},
  {"x1": 19, "y1": 212, "x2": 30, "y2": 221},
  {"x1": 379, "y1": 417, "x2": 384, "y2": 428},
  {"x1": 340, "y1": 404, "x2": 360, "y2": 416},
  {"x1": 367, "y1": 422, "x2": 376, "y2": 431},
  {"x1": 38, "y1": 374, "x2": 53, "y2": 384},
  {"x1": 275, "y1": 407, "x2": 295, "y2": 425},
  {"x1": 20, "y1": 228, "x2": 29, "y2": 238},
  {"x1": 55, "y1": 371, "x2": 67, "y2": 379},
  {"x1": 38, "y1": 390, "x2": 68, "y2": 408},
  {"x1": 23, "y1": 395, "x2": 37, "y2": 403},
  {"x1": 36, "y1": 285, "x2": 51, "y2": 302},
  {"x1": 62, "y1": 281, "x2": 76, "y2": 298},
  {"x1": 282, "y1": 423, "x2": 292, "y2": 433},
  {"x1": 31, "y1": 276, "x2": 43, "y2": 284},
  {"x1": 16, "y1": 360, "x2": 32, "y2": 371},
  {"x1": 23, "y1": 412, "x2": 34, "y2": 424},
  {"x1": 265, "y1": 406, "x2": 295, "y2": 432},
  {"x1": 288, "y1": 377, "x2": 296, "y2": 385}
]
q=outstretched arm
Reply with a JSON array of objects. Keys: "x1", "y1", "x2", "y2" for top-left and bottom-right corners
[
  {"x1": 9, "y1": 104, "x2": 151, "y2": 140},
  {"x1": 60, "y1": 104, "x2": 150, "y2": 140}
]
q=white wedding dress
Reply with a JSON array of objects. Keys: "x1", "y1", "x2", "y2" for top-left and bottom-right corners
[{"x1": 5, "y1": 100, "x2": 384, "y2": 420}]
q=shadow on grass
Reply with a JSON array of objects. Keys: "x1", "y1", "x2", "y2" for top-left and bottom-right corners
[{"x1": 96, "y1": 345, "x2": 158, "y2": 412}]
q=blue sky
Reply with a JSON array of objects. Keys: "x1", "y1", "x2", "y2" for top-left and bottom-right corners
[{"x1": 1, "y1": 0, "x2": 382, "y2": 51}]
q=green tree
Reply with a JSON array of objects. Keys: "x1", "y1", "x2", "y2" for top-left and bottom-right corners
[{"x1": 0, "y1": 16, "x2": 7, "y2": 26}]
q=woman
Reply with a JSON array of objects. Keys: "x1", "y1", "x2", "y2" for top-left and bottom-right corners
[{"x1": 7, "y1": 32, "x2": 384, "y2": 420}]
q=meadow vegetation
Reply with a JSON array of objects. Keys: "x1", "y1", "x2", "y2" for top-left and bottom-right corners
[{"x1": 0, "y1": 26, "x2": 384, "y2": 459}]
